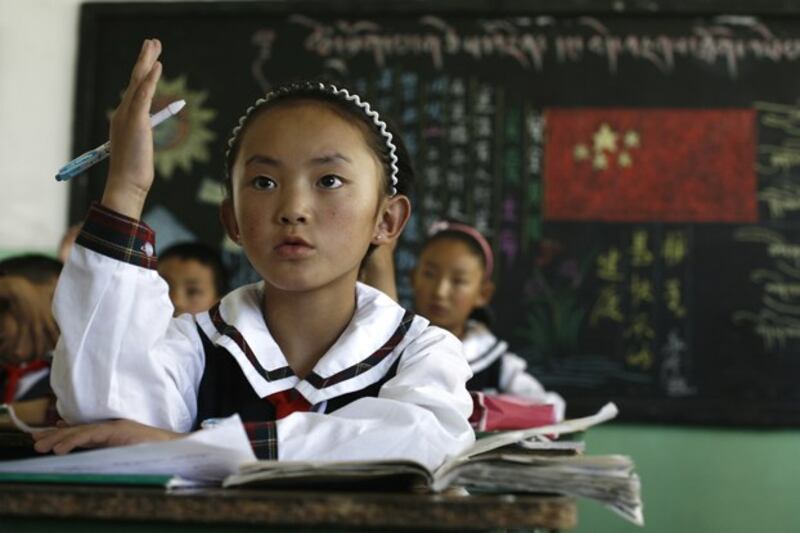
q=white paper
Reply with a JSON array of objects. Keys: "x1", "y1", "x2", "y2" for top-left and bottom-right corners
[{"x1": 0, "y1": 414, "x2": 255, "y2": 483}]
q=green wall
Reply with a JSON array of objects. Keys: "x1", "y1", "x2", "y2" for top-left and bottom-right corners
[
  {"x1": 575, "y1": 424, "x2": 800, "y2": 533},
  {"x1": 0, "y1": 249, "x2": 56, "y2": 261}
]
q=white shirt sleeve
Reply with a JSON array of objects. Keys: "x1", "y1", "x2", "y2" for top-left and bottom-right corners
[
  {"x1": 276, "y1": 327, "x2": 475, "y2": 471},
  {"x1": 50, "y1": 244, "x2": 205, "y2": 432},
  {"x1": 500, "y1": 353, "x2": 566, "y2": 421}
]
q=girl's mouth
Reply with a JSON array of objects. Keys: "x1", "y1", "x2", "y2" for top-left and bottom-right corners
[
  {"x1": 428, "y1": 303, "x2": 449, "y2": 317},
  {"x1": 274, "y1": 238, "x2": 315, "y2": 259}
]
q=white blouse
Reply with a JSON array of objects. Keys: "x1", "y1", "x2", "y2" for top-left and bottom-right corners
[{"x1": 461, "y1": 320, "x2": 565, "y2": 421}]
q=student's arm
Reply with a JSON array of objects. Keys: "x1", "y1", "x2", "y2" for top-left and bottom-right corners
[
  {"x1": 359, "y1": 241, "x2": 399, "y2": 302},
  {"x1": 51, "y1": 39, "x2": 203, "y2": 432},
  {"x1": 51, "y1": 204, "x2": 205, "y2": 432},
  {"x1": 245, "y1": 327, "x2": 475, "y2": 471}
]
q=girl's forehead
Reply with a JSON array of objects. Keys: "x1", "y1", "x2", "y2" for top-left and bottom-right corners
[
  {"x1": 423, "y1": 239, "x2": 484, "y2": 265},
  {"x1": 239, "y1": 102, "x2": 372, "y2": 154},
  {"x1": 248, "y1": 100, "x2": 362, "y2": 134}
]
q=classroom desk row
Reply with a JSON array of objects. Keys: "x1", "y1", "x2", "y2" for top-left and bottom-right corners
[{"x1": 0, "y1": 432, "x2": 577, "y2": 531}]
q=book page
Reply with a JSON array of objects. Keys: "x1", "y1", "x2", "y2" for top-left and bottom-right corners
[{"x1": 224, "y1": 459, "x2": 432, "y2": 489}]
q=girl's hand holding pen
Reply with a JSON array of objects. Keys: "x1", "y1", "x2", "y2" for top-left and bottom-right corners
[{"x1": 101, "y1": 38, "x2": 163, "y2": 220}]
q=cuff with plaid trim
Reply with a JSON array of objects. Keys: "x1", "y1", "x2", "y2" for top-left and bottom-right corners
[
  {"x1": 76, "y1": 202, "x2": 158, "y2": 270},
  {"x1": 243, "y1": 421, "x2": 279, "y2": 459}
]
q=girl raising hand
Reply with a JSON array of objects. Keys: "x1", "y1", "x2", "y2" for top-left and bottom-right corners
[{"x1": 38, "y1": 40, "x2": 474, "y2": 469}]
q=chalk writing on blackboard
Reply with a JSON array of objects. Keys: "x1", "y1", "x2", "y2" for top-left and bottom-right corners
[
  {"x1": 757, "y1": 102, "x2": 800, "y2": 220},
  {"x1": 253, "y1": 15, "x2": 800, "y2": 77},
  {"x1": 734, "y1": 226, "x2": 800, "y2": 350}
]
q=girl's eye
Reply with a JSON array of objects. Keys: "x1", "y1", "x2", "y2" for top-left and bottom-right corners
[
  {"x1": 186, "y1": 287, "x2": 203, "y2": 297},
  {"x1": 252, "y1": 176, "x2": 276, "y2": 190},
  {"x1": 318, "y1": 174, "x2": 344, "y2": 189}
]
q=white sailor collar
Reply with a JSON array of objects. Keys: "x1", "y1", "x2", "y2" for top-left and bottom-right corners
[
  {"x1": 461, "y1": 320, "x2": 508, "y2": 373},
  {"x1": 195, "y1": 282, "x2": 428, "y2": 404}
]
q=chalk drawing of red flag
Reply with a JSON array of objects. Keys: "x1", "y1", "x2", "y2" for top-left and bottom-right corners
[{"x1": 543, "y1": 108, "x2": 756, "y2": 223}]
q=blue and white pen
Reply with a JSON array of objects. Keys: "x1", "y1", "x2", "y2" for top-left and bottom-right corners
[{"x1": 55, "y1": 99, "x2": 187, "y2": 182}]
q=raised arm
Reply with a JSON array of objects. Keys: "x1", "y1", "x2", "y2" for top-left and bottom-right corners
[{"x1": 50, "y1": 40, "x2": 204, "y2": 431}]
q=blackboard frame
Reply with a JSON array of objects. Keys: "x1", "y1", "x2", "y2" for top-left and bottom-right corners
[{"x1": 69, "y1": 1, "x2": 800, "y2": 428}]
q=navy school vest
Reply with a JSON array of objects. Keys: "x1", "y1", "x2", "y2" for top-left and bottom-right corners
[{"x1": 465, "y1": 342, "x2": 504, "y2": 393}]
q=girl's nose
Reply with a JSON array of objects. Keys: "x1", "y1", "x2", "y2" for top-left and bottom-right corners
[
  {"x1": 279, "y1": 211, "x2": 308, "y2": 225},
  {"x1": 277, "y1": 186, "x2": 310, "y2": 225},
  {"x1": 433, "y1": 278, "x2": 450, "y2": 298}
]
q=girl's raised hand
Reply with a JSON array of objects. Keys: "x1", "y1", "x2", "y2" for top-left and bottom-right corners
[{"x1": 101, "y1": 38, "x2": 163, "y2": 220}]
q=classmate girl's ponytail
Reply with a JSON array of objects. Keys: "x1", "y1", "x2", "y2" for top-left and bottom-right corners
[{"x1": 224, "y1": 81, "x2": 414, "y2": 199}]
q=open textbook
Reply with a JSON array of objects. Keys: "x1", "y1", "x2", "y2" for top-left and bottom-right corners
[{"x1": 0, "y1": 402, "x2": 642, "y2": 526}]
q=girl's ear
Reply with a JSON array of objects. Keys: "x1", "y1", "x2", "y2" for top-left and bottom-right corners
[
  {"x1": 219, "y1": 199, "x2": 241, "y2": 245},
  {"x1": 476, "y1": 279, "x2": 496, "y2": 308},
  {"x1": 372, "y1": 194, "x2": 411, "y2": 245}
]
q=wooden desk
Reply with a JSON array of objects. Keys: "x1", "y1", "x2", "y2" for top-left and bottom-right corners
[{"x1": 0, "y1": 483, "x2": 576, "y2": 531}]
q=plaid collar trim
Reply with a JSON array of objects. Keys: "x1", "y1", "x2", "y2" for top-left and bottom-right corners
[
  {"x1": 77, "y1": 202, "x2": 158, "y2": 270},
  {"x1": 196, "y1": 283, "x2": 428, "y2": 403},
  {"x1": 208, "y1": 301, "x2": 295, "y2": 383}
]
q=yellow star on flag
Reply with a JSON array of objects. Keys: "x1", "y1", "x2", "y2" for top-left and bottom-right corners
[
  {"x1": 593, "y1": 152, "x2": 608, "y2": 170},
  {"x1": 624, "y1": 130, "x2": 640, "y2": 148},
  {"x1": 574, "y1": 144, "x2": 590, "y2": 161},
  {"x1": 593, "y1": 123, "x2": 618, "y2": 153}
]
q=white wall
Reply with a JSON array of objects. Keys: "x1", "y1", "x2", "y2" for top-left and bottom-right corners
[
  {"x1": 0, "y1": 0, "x2": 231, "y2": 255},
  {"x1": 0, "y1": 0, "x2": 82, "y2": 254}
]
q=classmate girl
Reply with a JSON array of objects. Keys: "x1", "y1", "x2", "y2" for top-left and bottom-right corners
[
  {"x1": 412, "y1": 220, "x2": 565, "y2": 421},
  {"x1": 35, "y1": 39, "x2": 474, "y2": 469}
]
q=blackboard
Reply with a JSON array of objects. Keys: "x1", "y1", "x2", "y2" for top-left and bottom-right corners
[{"x1": 69, "y1": 1, "x2": 800, "y2": 426}]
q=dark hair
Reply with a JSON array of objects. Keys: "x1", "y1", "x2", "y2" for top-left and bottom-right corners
[
  {"x1": 159, "y1": 242, "x2": 228, "y2": 297},
  {"x1": 420, "y1": 222, "x2": 494, "y2": 326},
  {"x1": 224, "y1": 81, "x2": 415, "y2": 200},
  {"x1": 0, "y1": 254, "x2": 63, "y2": 284}
]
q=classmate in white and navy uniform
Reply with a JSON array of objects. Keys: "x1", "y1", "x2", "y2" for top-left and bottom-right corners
[
  {"x1": 412, "y1": 221, "x2": 565, "y2": 422},
  {"x1": 35, "y1": 39, "x2": 474, "y2": 470}
]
